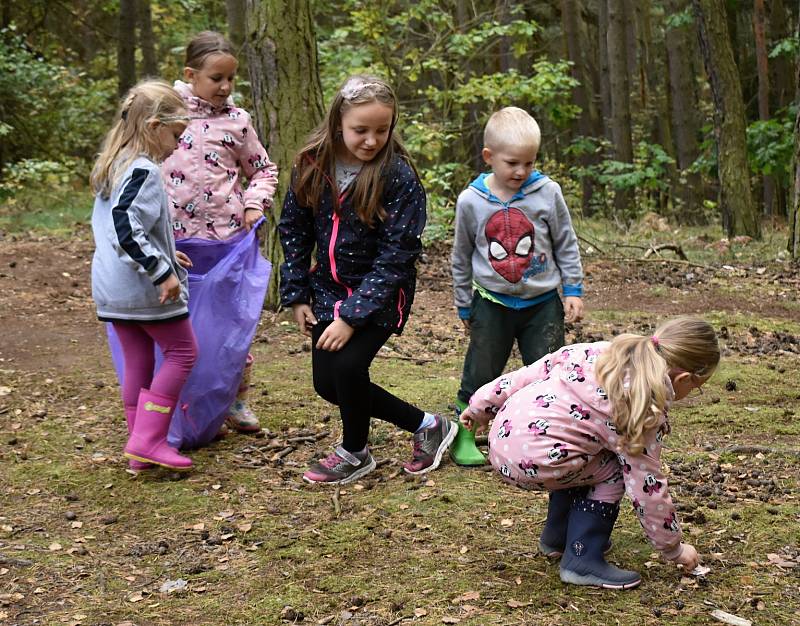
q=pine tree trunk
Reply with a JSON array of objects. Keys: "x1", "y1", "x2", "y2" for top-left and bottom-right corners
[
  {"x1": 137, "y1": 0, "x2": 157, "y2": 77},
  {"x1": 245, "y1": 0, "x2": 323, "y2": 308},
  {"x1": 607, "y1": 0, "x2": 634, "y2": 218},
  {"x1": 598, "y1": 1, "x2": 613, "y2": 141},
  {"x1": 789, "y1": 22, "x2": 800, "y2": 257},
  {"x1": 117, "y1": 0, "x2": 137, "y2": 97},
  {"x1": 561, "y1": 0, "x2": 597, "y2": 215},
  {"x1": 753, "y1": 0, "x2": 774, "y2": 216},
  {"x1": 666, "y1": 0, "x2": 702, "y2": 220},
  {"x1": 693, "y1": 0, "x2": 760, "y2": 238}
]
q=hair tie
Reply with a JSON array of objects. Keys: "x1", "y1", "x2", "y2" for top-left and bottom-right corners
[{"x1": 651, "y1": 335, "x2": 660, "y2": 349}]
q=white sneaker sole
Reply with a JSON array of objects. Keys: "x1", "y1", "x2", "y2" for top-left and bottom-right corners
[{"x1": 404, "y1": 419, "x2": 458, "y2": 475}]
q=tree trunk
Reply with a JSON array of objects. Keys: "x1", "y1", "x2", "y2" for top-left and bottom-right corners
[
  {"x1": 456, "y1": 0, "x2": 484, "y2": 172},
  {"x1": 753, "y1": 0, "x2": 774, "y2": 216},
  {"x1": 666, "y1": 0, "x2": 702, "y2": 220},
  {"x1": 607, "y1": 0, "x2": 634, "y2": 218},
  {"x1": 227, "y1": 0, "x2": 246, "y2": 52},
  {"x1": 789, "y1": 19, "x2": 800, "y2": 257},
  {"x1": 693, "y1": 0, "x2": 760, "y2": 238},
  {"x1": 245, "y1": 0, "x2": 323, "y2": 308},
  {"x1": 117, "y1": 0, "x2": 137, "y2": 97},
  {"x1": 137, "y1": 0, "x2": 157, "y2": 77},
  {"x1": 561, "y1": 0, "x2": 597, "y2": 215},
  {"x1": 496, "y1": 0, "x2": 516, "y2": 72},
  {"x1": 768, "y1": 0, "x2": 794, "y2": 111},
  {"x1": 597, "y1": 1, "x2": 613, "y2": 141}
]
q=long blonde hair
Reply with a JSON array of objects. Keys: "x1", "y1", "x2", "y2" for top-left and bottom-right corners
[
  {"x1": 595, "y1": 317, "x2": 720, "y2": 454},
  {"x1": 90, "y1": 80, "x2": 187, "y2": 198},
  {"x1": 292, "y1": 74, "x2": 418, "y2": 227}
]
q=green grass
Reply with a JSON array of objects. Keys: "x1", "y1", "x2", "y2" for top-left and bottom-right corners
[{"x1": 0, "y1": 188, "x2": 93, "y2": 235}]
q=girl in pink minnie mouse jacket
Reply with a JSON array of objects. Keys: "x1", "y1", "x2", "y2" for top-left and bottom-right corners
[
  {"x1": 162, "y1": 31, "x2": 278, "y2": 433},
  {"x1": 462, "y1": 317, "x2": 719, "y2": 590}
]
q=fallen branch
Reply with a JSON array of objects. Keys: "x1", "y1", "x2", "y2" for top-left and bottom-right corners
[
  {"x1": 332, "y1": 485, "x2": 341, "y2": 518},
  {"x1": 601, "y1": 255, "x2": 714, "y2": 270},
  {"x1": 643, "y1": 243, "x2": 688, "y2": 260},
  {"x1": 721, "y1": 445, "x2": 800, "y2": 458},
  {"x1": 270, "y1": 446, "x2": 294, "y2": 462},
  {"x1": 375, "y1": 353, "x2": 436, "y2": 363}
]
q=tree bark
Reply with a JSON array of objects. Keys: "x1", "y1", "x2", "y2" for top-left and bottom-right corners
[
  {"x1": 753, "y1": 0, "x2": 774, "y2": 216},
  {"x1": 789, "y1": 17, "x2": 800, "y2": 257},
  {"x1": 607, "y1": 0, "x2": 634, "y2": 217},
  {"x1": 137, "y1": 0, "x2": 157, "y2": 77},
  {"x1": 245, "y1": 0, "x2": 323, "y2": 307},
  {"x1": 666, "y1": 0, "x2": 702, "y2": 219},
  {"x1": 693, "y1": 0, "x2": 760, "y2": 238},
  {"x1": 117, "y1": 0, "x2": 137, "y2": 97},
  {"x1": 227, "y1": 0, "x2": 246, "y2": 52},
  {"x1": 597, "y1": 0, "x2": 613, "y2": 141},
  {"x1": 561, "y1": 0, "x2": 598, "y2": 215}
]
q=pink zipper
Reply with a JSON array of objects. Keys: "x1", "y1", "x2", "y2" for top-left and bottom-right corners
[
  {"x1": 396, "y1": 287, "x2": 406, "y2": 328},
  {"x1": 329, "y1": 190, "x2": 352, "y2": 320}
]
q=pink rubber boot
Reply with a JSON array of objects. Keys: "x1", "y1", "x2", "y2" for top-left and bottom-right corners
[
  {"x1": 124, "y1": 405, "x2": 153, "y2": 472},
  {"x1": 124, "y1": 389, "x2": 193, "y2": 470}
]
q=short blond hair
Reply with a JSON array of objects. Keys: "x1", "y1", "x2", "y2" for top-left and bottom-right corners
[{"x1": 483, "y1": 106, "x2": 541, "y2": 152}]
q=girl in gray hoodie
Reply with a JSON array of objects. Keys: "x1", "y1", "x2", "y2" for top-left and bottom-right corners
[{"x1": 90, "y1": 80, "x2": 197, "y2": 472}]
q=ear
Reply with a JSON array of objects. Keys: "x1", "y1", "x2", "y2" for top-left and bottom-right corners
[
  {"x1": 672, "y1": 371, "x2": 692, "y2": 387},
  {"x1": 481, "y1": 147, "x2": 493, "y2": 165},
  {"x1": 183, "y1": 67, "x2": 195, "y2": 82},
  {"x1": 146, "y1": 118, "x2": 161, "y2": 130}
]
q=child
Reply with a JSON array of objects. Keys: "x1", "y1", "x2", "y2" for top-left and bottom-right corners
[
  {"x1": 162, "y1": 31, "x2": 278, "y2": 434},
  {"x1": 450, "y1": 106, "x2": 585, "y2": 466},
  {"x1": 90, "y1": 80, "x2": 197, "y2": 471},
  {"x1": 279, "y1": 75, "x2": 456, "y2": 485},
  {"x1": 461, "y1": 317, "x2": 720, "y2": 589}
]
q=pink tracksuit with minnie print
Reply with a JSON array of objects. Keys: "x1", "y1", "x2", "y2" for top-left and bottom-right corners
[
  {"x1": 465, "y1": 342, "x2": 683, "y2": 560},
  {"x1": 162, "y1": 80, "x2": 278, "y2": 240}
]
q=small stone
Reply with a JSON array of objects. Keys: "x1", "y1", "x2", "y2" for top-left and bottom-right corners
[
  {"x1": 725, "y1": 380, "x2": 737, "y2": 392},
  {"x1": 100, "y1": 514, "x2": 118, "y2": 525},
  {"x1": 674, "y1": 600, "x2": 684, "y2": 610},
  {"x1": 731, "y1": 511, "x2": 741, "y2": 520},
  {"x1": 7, "y1": 437, "x2": 17, "y2": 446},
  {"x1": 65, "y1": 511, "x2": 77, "y2": 521},
  {"x1": 65, "y1": 493, "x2": 79, "y2": 502}
]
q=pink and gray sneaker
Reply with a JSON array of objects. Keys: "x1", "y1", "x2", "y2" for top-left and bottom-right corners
[
  {"x1": 303, "y1": 445, "x2": 377, "y2": 485},
  {"x1": 403, "y1": 414, "x2": 457, "y2": 475}
]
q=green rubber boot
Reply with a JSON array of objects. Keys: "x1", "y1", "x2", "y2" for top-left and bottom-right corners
[{"x1": 449, "y1": 400, "x2": 486, "y2": 466}]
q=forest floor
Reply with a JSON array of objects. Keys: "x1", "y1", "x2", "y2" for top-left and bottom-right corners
[{"x1": 1, "y1": 223, "x2": 799, "y2": 626}]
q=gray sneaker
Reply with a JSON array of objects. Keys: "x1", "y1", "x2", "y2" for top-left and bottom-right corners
[
  {"x1": 403, "y1": 415, "x2": 457, "y2": 475},
  {"x1": 303, "y1": 445, "x2": 376, "y2": 485}
]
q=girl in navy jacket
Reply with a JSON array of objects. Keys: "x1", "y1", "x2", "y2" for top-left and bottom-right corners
[{"x1": 279, "y1": 75, "x2": 456, "y2": 485}]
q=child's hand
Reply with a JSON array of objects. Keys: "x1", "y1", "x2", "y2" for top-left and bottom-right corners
[
  {"x1": 673, "y1": 543, "x2": 700, "y2": 571},
  {"x1": 460, "y1": 407, "x2": 490, "y2": 435},
  {"x1": 316, "y1": 318, "x2": 354, "y2": 352},
  {"x1": 291, "y1": 304, "x2": 318, "y2": 337},
  {"x1": 461, "y1": 319, "x2": 471, "y2": 335},
  {"x1": 564, "y1": 296, "x2": 584, "y2": 323},
  {"x1": 175, "y1": 251, "x2": 193, "y2": 268},
  {"x1": 244, "y1": 208, "x2": 264, "y2": 233},
  {"x1": 158, "y1": 273, "x2": 181, "y2": 304}
]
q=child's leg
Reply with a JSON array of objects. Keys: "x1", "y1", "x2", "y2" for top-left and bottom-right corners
[
  {"x1": 226, "y1": 352, "x2": 261, "y2": 432},
  {"x1": 112, "y1": 322, "x2": 156, "y2": 417},
  {"x1": 140, "y1": 318, "x2": 198, "y2": 399},
  {"x1": 312, "y1": 322, "x2": 422, "y2": 452},
  {"x1": 457, "y1": 294, "x2": 516, "y2": 406},
  {"x1": 516, "y1": 296, "x2": 565, "y2": 366}
]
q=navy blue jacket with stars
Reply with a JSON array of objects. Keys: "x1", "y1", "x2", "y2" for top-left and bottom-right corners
[{"x1": 279, "y1": 155, "x2": 426, "y2": 334}]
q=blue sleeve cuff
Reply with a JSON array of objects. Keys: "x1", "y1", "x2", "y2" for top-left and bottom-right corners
[
  {"x1": 457, "y1": 307, "x2": 471, "y2": 320},
  {"x1": 562, "y1": 283, "x2": 583, "y2": 297}
]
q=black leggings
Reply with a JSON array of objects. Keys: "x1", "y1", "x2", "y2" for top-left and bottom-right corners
[{"x1": 312, "y1": 321, "x2": 424, "y2": 452}]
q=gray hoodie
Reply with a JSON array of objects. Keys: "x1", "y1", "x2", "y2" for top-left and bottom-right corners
[
  {"x1": 451, "y1": 172, "x2": 583, "y2": 311},
  {"x1": 91, "y1": 156, "x2": 189, "y2": 322}
]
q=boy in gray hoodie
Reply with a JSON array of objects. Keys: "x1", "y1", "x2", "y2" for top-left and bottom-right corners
[{"x1": 450, "y1": 107, "x2": 584, "y2": 465}]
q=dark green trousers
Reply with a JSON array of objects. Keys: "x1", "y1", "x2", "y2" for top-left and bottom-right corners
[{"x1": 457, "y1": 293, "x2": 565, "y2": 406}]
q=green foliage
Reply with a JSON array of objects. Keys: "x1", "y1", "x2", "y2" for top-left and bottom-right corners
[
  {"x1": 769, "y1": 36, "x2": 800, "y2": 59},
  {"x1": 746, "y1": 107, "x2": 796, "y2": 186},
  {"x1": 0, "y1": 25, "x2": 116, "y2": 178}
]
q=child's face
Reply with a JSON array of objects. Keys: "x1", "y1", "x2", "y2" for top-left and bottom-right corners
[
  {"x1": 185, "y1": 52, "x2": 238, "y2": 108},
  {"x1": 337, "y1": 101, "x2": 394, "y2": 164},
  {"x1": 671, "y1": 371, "x2": 708, "y2": 401},
  {"x1": 155, "y1": 121, "x2": 188, "y2": 161},
  {"x1": 482, "y1": 145, "x2": 537, "y2": 196}
]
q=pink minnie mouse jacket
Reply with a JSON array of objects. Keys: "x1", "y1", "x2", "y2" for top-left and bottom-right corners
[{"x1": 162, "y1": 80, "x2": 278, "y2": 240}]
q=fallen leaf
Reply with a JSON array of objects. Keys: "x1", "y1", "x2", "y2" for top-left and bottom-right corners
[
  {"x1": 159, "y1": 579, "x2": 188, "y2": 594},
  {"x1": 236, "y1": 522, "x2": 252, "y2": 533},
  {"x1": 500, "y1": 518, "x2": 514, "y2": 527},
  {"x1": 127, "y1": 591, "x2": 144, "y2": 603},
  {"x1": 48, "y1": 543, "x2": 62, "y2": 551},
  {"x1": 441, "y1": 617, "x2": 460, "y2": 624},
  {"x1": 71, "y1": 521, "x2": 83, "y2": 529},
  {"x1": 507, "y1": 599, "x2": 531, "y2": 608},
  {"x1": 459, "y1": 546, "x2": 468, "y2": 554},
  {"x1": 452, "y1": 591, "x2": 480, "y2": 604}
]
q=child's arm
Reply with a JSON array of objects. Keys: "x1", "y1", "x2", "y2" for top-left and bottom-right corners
[
  {"x1": 549, "y1": 184, "x2": 584, "y2": 322},
  {"x1": 451, "y1": 193, "x2": 476, "y2": 329},
  {"x1": 238, "y1": 113, "x2": 279, "y2": 230},
  {"x1": 618, "y1": 419, "x2": 689, "y2": 565},
  {"x1": 336, "y1": 163, "x2": 425, "y2": 328},
  {"x1": 278, "y1": 178, "x2": 315, "y2": 311},
  {"x1": 110, "y1": 167, "x2": 175, "y2": 287}
]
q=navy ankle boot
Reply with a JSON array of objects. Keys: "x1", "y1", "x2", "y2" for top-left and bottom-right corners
[
  {"x1": 539, "y1": 487, "x2": 585, "y2": 557},
  {"x1": 559, "y1": 498, "x2": 641, "y2": 590}
]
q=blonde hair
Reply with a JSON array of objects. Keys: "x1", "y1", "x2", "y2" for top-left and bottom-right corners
[
  {"x1": 595, "y1": 317, "x2": 720, "y2": 455},
  {"x1": 90, "y1": 80, "x2": 188, "y2": 198},
  {"x1": 483, "y1": 106, "x2": 541, "y2": 153},
  {"x1": 293, "y1": 74, "x2": 418, "y2": 226},
  {"x1": 185, "y1": 30, "x2": 237, "y2": 70}
]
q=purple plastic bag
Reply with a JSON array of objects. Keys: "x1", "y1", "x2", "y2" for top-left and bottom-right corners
[{"x1": 107, "y1": 220, "x2": 270, "y2": 449}]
